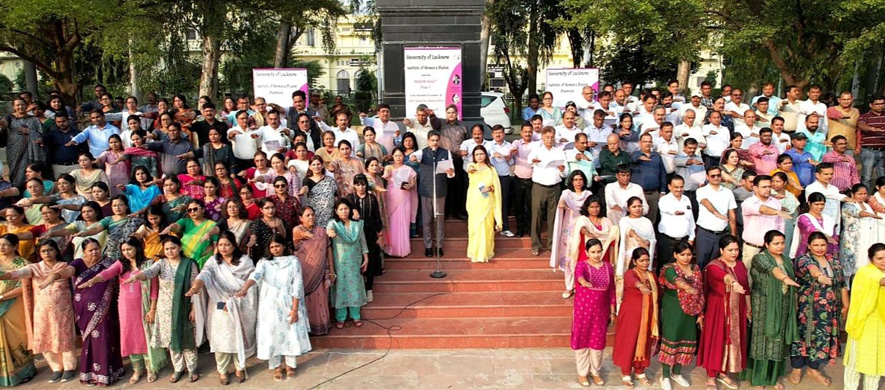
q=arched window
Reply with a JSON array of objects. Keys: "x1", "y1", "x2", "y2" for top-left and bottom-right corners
[{"x1": 337, "y1": 70, "x2": 351, "y2": 94}]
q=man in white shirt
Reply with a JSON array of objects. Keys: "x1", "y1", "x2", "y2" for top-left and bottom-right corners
[
  {"x1": 656, "y1": 175, "x2": 696, "y2": 268},
  {"x1": 639, "y1": 106, "x2": 666, "y2": 136},
  {"x1": 675, "y1": 109, "x2": 705, "y2": 154},
  {"x1": 633, "y1": 95, "x2": 657, "y2": 122},
  {"x1": 583, "y1": 109, "x2": 612, "y2": 159},
  {"x1": 577, "y1": 86, "x2": 598, "y2": 124},
  {"x1": 402, "y1": 105, "x2": 433, "y2": 148},
  {"x1": 703, "y1": 111, "x2": 730, "y2": 167},
  {"x1": 488, "y1": 125, "x2": 515, "y2": 237},
  {"x1": 655, "y1": 123, "x2": 679, "y2": 173},
  {"x1": 255, "y1": 110, "x2": 292, "y2": 155},
  {"x1": 695, "y1": 166, "x2": 737, "y2": 269},
  {"x1": 320, "y1": 111, "x2": 361, "y2": 151},
  {"x1": 527, "y1": 127, "x2": 566, "y2": 255},
  {"x1": 227, "y1": 109, "x2": 261, "y2": 169},
  {"x1": 674, "y1": 138, "x2": 706, "y2": 218},
  {"x1": 770, "y1": 116, "x2": 791, "y2": 153},
  {"x1": 778, "y1": 85, "x2": 803, "y2": 133},
  {"x1": 724, "y1": 88, "x2": 751, "y2": 127},
  {"x1": 680, "y1": 91, "x2": 707, "y2": 120},
  {"x1": 105, "y1": 96, "x2": 145, "y2": 136},
  {"x1": 459, "y1": 125, "x2": 492, "y2": 171},
  {"x1": 798, "y1": 84, "x2": 829, "y2": 134},
  {"x1": 554, "y1": 110, "x2": 583, "y2": 148},
  {"x1": 804, "y1": 162, "x2": 855, "y2": 231},
  {"x1": 733, "y1": 109, "x2": 762, "y2": 149},
  {"x1": 360, "y1": 103, "x2": 400, "y2": 151},
  {"x1": 662, "y1": 94, "x2": 683, "y2": 126},
  {"x1": 604, "y1": 164, "x2": 648, "y2": 226},
  {"x1": 566, "y1": 133, "x2": 597, "y2": 182},
  {"x1": 621, "y1": 82, "x2": 639, "y2": 113}
]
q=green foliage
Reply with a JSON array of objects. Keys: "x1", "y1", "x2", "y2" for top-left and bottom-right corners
[
  {"x1": 0, "y1": 73, "x2": 13, "y2": 94},
  {"x1": 289, "y1": 60, "x2": 326, "y2": 90},
  {"x1": 598, "y1": 41, "x2": 680, "y2": 86},
  {"x1": 354, "y1": 68, "x2": 377, "y2": 112}
]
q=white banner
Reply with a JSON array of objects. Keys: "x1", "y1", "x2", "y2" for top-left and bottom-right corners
[
  {"x1": 252, "y1": 68, "x2": 309, "y2": 109},
  {"x1": 545, "y1": 68, "x2": 600, "y2": 109},
  {"x1": 404, "y1": 47, "x2": 462, "y2": 118}
]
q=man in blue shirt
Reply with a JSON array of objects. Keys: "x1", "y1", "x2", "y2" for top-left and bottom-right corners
[
  {"x1": 40, "y1": 114, "x2": 85, "y2": 177},
  {"x1": 66, "y1": 109, "x2": 120, "y2": 157},
  {"x1": 785, "y1": 132, "x2": 817, "y2": 187},
  {"x1": 631, "y1": 133, "x2": 668, "y2": 223},
  {"x1": 522, "y1": 94, "x2": 540, "y2": 121}
]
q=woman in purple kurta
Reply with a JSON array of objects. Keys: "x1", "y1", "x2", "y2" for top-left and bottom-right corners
[
  {"x1": 571, "y1": 238, "x2": 616, "y2": 387},
  {"x1": 41, "y1": 238, "x2": 125, "y2": 386}
]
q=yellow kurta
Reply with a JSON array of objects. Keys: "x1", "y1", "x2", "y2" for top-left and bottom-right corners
[
  {"x1": 844, "y1": 263, "x2": 885, "y2": 375},
  {"x1": 466, "y1": 164, "x2": 502, "y2": 263}
]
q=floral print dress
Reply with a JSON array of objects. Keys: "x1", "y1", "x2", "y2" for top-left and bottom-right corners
[{"x1": 790, "y1": 253, "x2": 845, "y2": 364}]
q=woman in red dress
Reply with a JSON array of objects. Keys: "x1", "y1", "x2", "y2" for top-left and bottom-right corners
[
  {"x1": 612, "y1": 247, "x2": 658, "y2": 387},
  {"x1": 697, "y1": 234, "x2": 749, "y2": 390}
]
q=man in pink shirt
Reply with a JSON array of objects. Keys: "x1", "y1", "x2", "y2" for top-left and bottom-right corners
[
  {"x1": 748, "y1": 128, "x2": 779, "y2": 175},
  {"x1": 509, "y1": 123, "x2": 536, "y2": 237},
  {"x1": 741, "y1": 174, "x2": 792, "y2": 284},
  {"x1": 822, "y1": 135, "x2": 861, "y2": 191}
]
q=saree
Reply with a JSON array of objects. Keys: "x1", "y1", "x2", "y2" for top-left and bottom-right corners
[
  {"x1": 71, "y1": 257, "x2": 125, "y2": 385},
  {"x1": 612, "y1": 268, "x2": 659, "y2": 371},
  {"x1": 551, "y1": 190, "x2": 593, "y2": 271},
  {"x1": 384, "y1": 165, "x2": 417, "y2": 257},
  {"x1": 197, "y1": 255, "x2": 257, "y2": 364},
  {"x1": 124, "y1": 184, "x2": 161, "y2": 214},
  {"x1": 466, "y1": 164, "x2": 503, "y2": 263},
  {"x1": 4, "y1": 115, "x2": 45, "y2": 188},
  {"x1": 177, "y1": 218, "x2": 217, "y2": 268},
  {"x1": 249, "y1": 255, "x2": 312, "y2": 360},
  {"x1": 124, "y1": 146, "x2": 159, "y2": 178},
  {"x1": 307, "y1": 176, "x2": 338, "y2": 229},
  {"x1": 0, "y1": 257, "x2": 36, "y2": 386},
  {"x1": 358, "y1": 143, "x2": 387, "y2": 162},
  {"x1": 177, "y1": 174, "x2": 205, "y2": 200},
  {"x1": 616, "y1": 216, "x2": 656, "y2": 276},
  {"x1": 742, "y1": 250, "x2": 798, "y2": 386},
  {"x1": 698, "y1": 258, "x2": 749, "y2": 374},
  {"x1": 162, "y1": 195, "x2": 193, "y2": 223},
  {"x1": 0, "y1": 225, "x2": 35, "y2": 262},
  {"x1": 99, "y1": 216, "x2": 144, "y2": 260},
  {"x1": 293, "y1": 225, "x2": 332, "y2": 335}
]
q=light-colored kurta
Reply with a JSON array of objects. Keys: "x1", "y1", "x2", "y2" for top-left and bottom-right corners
[
  {"x1": 249, "y1": 256, "x2": 312, "y2": 360},
  {"x1": 550, "y1": 190, "x2": 593, "y2": 271},
  {"x1": 197, "y1": 255, "x2": 257, "y2": 361},
  {"x1": 140, "y1": 259, "x2": 199, "y2": 349},
  {"x1": 466, "y1": 164, "x2": 503, "y2": 263},
  {"x1": 844, "y1": 263, "x2": 885, "y2": 376},
  {"x1": 13, "y1": 262, "x2": 75, "y2": 354},
  {"x1": 328, "y1": 220, "x2": 369, "y2": 309}
]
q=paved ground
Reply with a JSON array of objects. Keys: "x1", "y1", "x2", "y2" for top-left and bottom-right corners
[{"x1": 18, "y1": 348, "x2": 848, "y2": 389}]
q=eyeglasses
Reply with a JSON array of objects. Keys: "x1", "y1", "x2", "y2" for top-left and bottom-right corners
[
  {"x1": 187, "y1": 207, "x2": 201, "y2": 212},
  {"x1": 709, "y1": 174, "x2": 722, "y2": 178},
  {"x1": 274, "y1": 184, "x2": 287, "y2": 188}
]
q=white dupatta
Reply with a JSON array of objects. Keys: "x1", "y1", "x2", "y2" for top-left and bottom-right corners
[
  {"x1": 550, "y1": 189, "x2": 592, "y2": 269},
  {"x1": 789, "y1": 213, "x2": 836, "y2": 258},
  {"x1": 617, "y1": 216, "x2": 656, "y2": 276},
  {"x1": 197, "y1": 255, "x2": 258, "y2": 364}
]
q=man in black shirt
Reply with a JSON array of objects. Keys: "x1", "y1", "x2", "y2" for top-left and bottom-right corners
[
  {"x1": 190, "y1": 102, "x2": 229, "y2": 147},
  {"x1": 41, "y1": 114, "x2": 85, "y2": 176}
]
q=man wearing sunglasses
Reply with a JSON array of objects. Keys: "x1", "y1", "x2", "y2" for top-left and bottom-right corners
[{"x1": 694, "y1": 165, "x2": 737, "y2": 269}]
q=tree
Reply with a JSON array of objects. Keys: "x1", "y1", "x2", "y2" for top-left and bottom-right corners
[
  {"x1": 271, "y1": 0, "x2": 347, "y2": 68},
  {"x1": 354, "y1": 69, "x2": 377, "y2": 113}
]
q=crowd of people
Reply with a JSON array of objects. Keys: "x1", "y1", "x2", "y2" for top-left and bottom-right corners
[{"x1": 0, "y1": 80, "x2": 881, "y2": 389}]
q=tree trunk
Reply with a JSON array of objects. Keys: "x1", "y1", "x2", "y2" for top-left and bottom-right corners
[
  {"x1": 479, "y1": 0, "x2": 493, "y2": 86},
  {"x1": 676, "y1": 60, "x2": 691, "y2": 94},
  {"x1": 128, "y1": 38, "x2": 140, "y2": 100},
  {"x1": 199, "y1": 32, "x2": 221, "y2": 100},
  {"x1": 526, "y1": 0, "x2": 539, "y2": 95},
  {"x1": 274, "y1": 22, "x2": 292, "y2": 68}
]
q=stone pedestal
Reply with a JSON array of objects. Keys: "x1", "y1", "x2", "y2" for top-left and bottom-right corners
[{"x1": 377, "y1": 0, "x2": 485, "y2": 130}]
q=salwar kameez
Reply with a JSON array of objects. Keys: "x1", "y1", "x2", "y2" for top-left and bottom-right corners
[
  {"x1": 466, "y1": 164, "x2": 502, "y2": 263},
  {"x1": 248, "y1": 255, "x2": 312, "y2": 369},
  {"x1": 698, "y1": 258, "x2": 749, "y2": 377},
  {"x1": 571, "y1": 260, "x2": 615, "y2": 377},
  {"x1": 550, "y1": 190, "x2": 592, "y2": 290},
  {"x1": 70, "y1": 257, "x2": 125, "y2": 386},
  {"x1": 843, "y1": 263, "x2": 885, "y2": 390},
  {"x1": 612, "y1": 268, "x2": 659, "y2": 376},
  {"x1": 197, "y1": 255, "x2": 257, "y2": 374},
  {"x1": 327, "y1": 220, "x2": 368, "y2": 322},
  {"x1": 841, "y1": 202, "x2": 878, "y2": 277},
  {"x1": 293, "y1": 225, "x2": 332, "y2": 335},
  {"x1": 741, "y1": 250, "x2": 798, "y2": 386},
  {"x1": 657, "y1": 263, "x2": 704, "y2": 377},
  {"x1": 140, "y1": 258, "x2": 201, "y2": 374},
  {"x1": 0, "y1": 258, "x2": 36, "y2": 386},
  {"x1": 790, "y1": 254, "x2": 845, "y2": 370},
  {"x1": 14, "y1": 261, "x2": 77, "y2": 373}
]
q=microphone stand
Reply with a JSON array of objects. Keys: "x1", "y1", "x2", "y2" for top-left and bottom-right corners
[{"x1": 430, "y1": 152, "x2": 447, "y2": 279}]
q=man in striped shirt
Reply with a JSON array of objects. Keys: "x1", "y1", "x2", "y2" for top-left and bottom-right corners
[{"x1": 857, "y1": 95, "x2": 885, "y2": 187}]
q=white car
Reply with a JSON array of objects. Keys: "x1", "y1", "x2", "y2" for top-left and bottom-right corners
[{"x1": 481, "y1": 92, "x2": 513, "y2": 134}]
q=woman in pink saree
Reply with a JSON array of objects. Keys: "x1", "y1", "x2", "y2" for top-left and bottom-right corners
[{"x1": 383, "y1": 148, "x2": 417, "y2": 257}]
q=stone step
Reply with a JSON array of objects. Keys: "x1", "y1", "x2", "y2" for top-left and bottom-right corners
[
  {"x1": 361, "y1": 291, "x2": 573, "y2": 319},
  {"x1": 407, "y1": 236, "x2": 549, "y2": 252},
  {"x1": 372, "y1": 269, "x2": 564, "y2": 293},
  {"x1": 386, "y1": 248, "x2": 551, "y2": 270}
]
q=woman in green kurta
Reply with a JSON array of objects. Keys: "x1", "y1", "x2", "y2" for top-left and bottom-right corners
[
  {"x1": 787, "y1": 232, "x2": 849, "y2": 386},
  {"x1": 742, "y1": 230, "x2": 800, "y2": 390},
  {"x1": 657, "y1": 241, "x2": 704, "y2": 390},
  {"x1": 161, "y1": 199, "x2": 216, "y2": 268},
  {"x1": 326, "y1": 198, "x2": 369, "y2": 328}
]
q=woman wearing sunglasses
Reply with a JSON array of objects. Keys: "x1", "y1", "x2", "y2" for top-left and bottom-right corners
[{"x1": 160, "y1": 199, "x2": 217, "y2": 268}]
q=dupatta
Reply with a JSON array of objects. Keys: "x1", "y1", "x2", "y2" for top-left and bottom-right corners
[
  {"x1": 789, "y1": 213, "x2": 836, "y2": 257},
  {"x1": 568, "y1": 216, "x2": 619, "y2": 273},
  {"x1": 171, "y1": 257, "x2": 197, "y2": 352},
  {"x1": 755, "y1": 250, "x2": 799, "y2": 346},
  {"x1": 633, "y1": 269, "x2": 659, "y2": 361},
  {"x1": 617, "y1": 216, "x2": 656, "y2": 276},
  {"x1": 550, "y1": 190, "x2": 592, "y2": 269},
  {"x1": 198, "y1": 255, "x2": 256, "y2": 364}
]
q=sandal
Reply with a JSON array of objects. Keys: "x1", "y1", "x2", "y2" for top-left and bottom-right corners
[
  {"x1": 273, "y1": 368, "x2": 283, "y2": 382},
  {"x1": 235, "y1": 370, "x2": 245, "y2": 383},
  {"x1": 189, "y1": 372, "x2": 200, "y2": 382},
  {"x1": 354, "y1": 320, "x2": 364, "y2": 327},
  {"x1": 219, "y1": 373, "x2": 229, "y2": 386},
  {"x1": 147, "y1": 371, "x2": 158, "y2": 383},
  {"x1": 336, "y1": 322, "x2": 345, "y2": 329},
  {"x1": 716, "y1": 375, "x2": 738, "y2": 389},
  {"x1": 590, "y1": 374, "x2": 605, "y2": 386},
  {"x1": 577, "y1": 375, "x2": 590, "y2": 387},
  {"x1": 636, "y1": 374, "x2": 652, "y2": 386},
  {"x1": 286, "y1": 367, "x2": 296, "y2": 379},
  {"x1": 705, "y1": 378, "x2": 718, "y2": 390},
  {"x1": 787, "y1": 369, "x2": 802, "y2": 385},
  {"x1": 774, "y1": 382, "x2": 785, "y2": 390},
  {"x1": 622, "y1": 376, "x2": 634, "y2": 388},
  {"x1": 807, "y1": 369, "x2": 831, "y2": 386},
  {"x1": 169, "y1": 371, "x2": 184, "y2": 383},
  {"x1": 129, "y1": 370, "x2": 143, "y2": 384}
]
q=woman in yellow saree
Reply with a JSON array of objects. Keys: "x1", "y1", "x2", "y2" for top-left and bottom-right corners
[
  {"x1": 466, "y1": 146, "x2": 502, "y2": 263},
  {"x1": 0, "y1": 233, "x2": 36, "y2": 386}
]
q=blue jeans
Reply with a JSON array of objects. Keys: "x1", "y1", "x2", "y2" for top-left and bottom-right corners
[{"x1": 861, "y1": 148, "x2": 885, "y2": 188}]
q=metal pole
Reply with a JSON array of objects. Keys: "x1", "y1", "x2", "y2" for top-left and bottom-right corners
[{"x1": 430, "y1": 156, "x2": 446, "y2": 278}]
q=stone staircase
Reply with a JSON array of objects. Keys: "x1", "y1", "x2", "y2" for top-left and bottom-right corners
[{"x1": 310, "y1": 218, "x2": 575, "y2": 349}]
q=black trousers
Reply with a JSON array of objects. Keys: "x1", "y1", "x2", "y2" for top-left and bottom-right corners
[
  {"x1": 362, "y1": 229, "x2": 382, "y2": 290},
  {"x1": 656, "y1": 233, "x2": 687, "y2": 271},
  {"x1": 512, "y1": 177, "x2": 533, "y2": 233},
  {"x1": 498, "y1": 175, "x2": 512, "y2": 231},
  {"x1": 446, "y1": 157, "x2": 467, "y2": 218}
]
